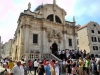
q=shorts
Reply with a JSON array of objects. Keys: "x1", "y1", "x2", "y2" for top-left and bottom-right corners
[
  {"x1": 79, "y1": 67, "x2": 83, "y2": 75},
  {"x1": 85, "y1": 67, "x2": 89, "y2": 74}
]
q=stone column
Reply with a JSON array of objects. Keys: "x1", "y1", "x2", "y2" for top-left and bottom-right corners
[
  {"x1": 41, "y1": 26, "x2": 47, "y2": 56},
  {"x1": 62, "y1": 31, "x2": 67, "y2": 50},
  {"x1": 0, "y1": 36, "x2": 1, "y2": 43}
]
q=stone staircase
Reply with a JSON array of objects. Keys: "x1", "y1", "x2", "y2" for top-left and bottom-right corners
[{"x1": 43, "y1": 53, "x2": 62, "y2": 61}]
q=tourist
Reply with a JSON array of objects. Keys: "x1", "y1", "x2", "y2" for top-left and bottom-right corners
[
  {"x1": 66, "y1": 60, "x2": 72, "y2": 75},
  {"x1": 71, "y1": 63, "x2": 77, "y2": 75},
  {"x1": 62, "y1": 50, "x2": 65, "y2": 59},
  {"x1": 50, "y1": 60, "x2": 56, "y2": 75},
  {"x1": 43, "y1": 58, "x2": 47, "y2": 67},
  {"x1": 8, "y1": 59, "x2": 14, "y2": 71},
  {"x1": 55, "y1": 61, "x2": 59, "y2": 75},
  {"x1": 96, "y1": 55, "x2": 100, "y2": 65},
  {"x1": 66, "y1": 49, "x2": 70, "y2": 60},
  {"x1": 78, "y1": 57, "x2": 84, "y2": 75},
  {"x1": 2, "y1": 63, "x2": 11, "y2": 75},
  {"x1": 21, "y1": 62, "x2": 27, "y2": 75},
  {"x1": 97, "y1": 60, "x2": 100, "y2": 75},
  {"x1": 62, "y1": 59, "x2": 66, "y2": 73},
  {"x1": 28, "y1": 60, "x2": 32, "y2": 74},
  {"x1": 34, "y1": 59, "x2": 39, "y2": 75},
  {"x1": 58, "y1": 49, "x2": 61, "y2": 59},
  {"x1": 37, "y1": 61, "x2": 45, "y2": 75},
  {"x1": 90, "y1": 58, "x2": 97, "y2": 75},
  {"x1": 84, "y1": 57, "x2": 90, "y2": 75},
  {"x1": 45, "y1": 61, "x2": 51, "y2": 75},
  {"x1": 20, "y1": 61, "x2": 25, "y2": 75},
  {"x1": 11, "y1": 61, "x2": 22, "y2": 75},
  {"x1": 83, "y1": 49, "x2": 86, "y2": 58}
]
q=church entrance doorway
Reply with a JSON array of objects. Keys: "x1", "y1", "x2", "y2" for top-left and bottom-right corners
[{"x1": 51, "y1": 42, "x2": 58, "y2": 56}]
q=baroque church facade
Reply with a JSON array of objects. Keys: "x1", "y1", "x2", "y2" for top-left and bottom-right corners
[{"x1": 11, "y1": 1, "x2": 78, "y2": 61}]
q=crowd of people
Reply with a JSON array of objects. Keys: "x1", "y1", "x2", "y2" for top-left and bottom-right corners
[
  {"x1": 55, "y1": 49, "x2": 87, "y2": 60},
  {"x1": 0, "y1": 49, "x2": 100, "y2": 75}
]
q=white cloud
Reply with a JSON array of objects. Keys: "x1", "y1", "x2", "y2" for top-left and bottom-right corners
[{"x1": 0, "y1": 0, "x2": 100, "y2": 43}]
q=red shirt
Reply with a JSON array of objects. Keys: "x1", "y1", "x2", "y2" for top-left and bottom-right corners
[
  {"x1": 28, "y1": 61, "x2": 32, "y2": 66},
  {"x1": 43, "y1": 60, "x2": 47, "y2": 66}
]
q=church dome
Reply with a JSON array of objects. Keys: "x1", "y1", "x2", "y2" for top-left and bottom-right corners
[{"x1": 34, "y1": 4, "x2": 43, "y2": 11}]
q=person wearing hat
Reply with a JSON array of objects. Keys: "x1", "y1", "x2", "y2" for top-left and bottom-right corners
[{"x1": 0, "y1": 63, "x2": 11, "y2": 75}]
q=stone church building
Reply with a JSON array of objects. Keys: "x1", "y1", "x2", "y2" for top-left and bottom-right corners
[{"x1": 11, "y1": 0, "x2": 78, "y2": 61}]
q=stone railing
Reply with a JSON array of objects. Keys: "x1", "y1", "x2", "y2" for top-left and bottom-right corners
[{"x1": 43, "y1": 53, "x2": 62, "y2": 61}]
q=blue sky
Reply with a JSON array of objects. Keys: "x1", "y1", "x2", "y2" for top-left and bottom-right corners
[{"x1": 0, "y1": 0, "x2": 100, "y2": 43}]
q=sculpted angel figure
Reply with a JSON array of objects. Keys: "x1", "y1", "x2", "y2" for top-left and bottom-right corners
[{"x1": 28, "y1": 2, "x2": 31, "y2": 10}]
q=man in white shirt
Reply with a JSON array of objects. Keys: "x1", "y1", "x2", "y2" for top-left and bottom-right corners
[
  {"x1": 58, "y1": 49, "x2": 61, "y2": 59},
  {"x1": 34, "y1": 59, "x2": 39, "y2": 75},
  {"x1": 11, "y1": 61, "x2": 23, "y2": 75},
  {"x1": 95, "y1": 55, "x2": 100, "y2": 64}
]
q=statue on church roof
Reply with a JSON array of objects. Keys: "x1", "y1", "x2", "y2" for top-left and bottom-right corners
[
  {"x1": 53, "y1": 0, "x2": 56, "y2": 5},
  {"x1": 0, "y1": 36, "x2": 1, "y2": 43},
  {"x1": 73, "y1": 16, "x2": 75, "y2": 22},
  {"x1": 28, "y1": 2, "x2": 31, "y2": 10}
]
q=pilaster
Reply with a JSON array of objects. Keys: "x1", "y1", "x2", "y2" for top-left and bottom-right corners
[
  {"x1": 23, "y1": 24, "x2": 31, "y2": 55},
  {"x1": 41, "y1": 26, "x2": 47, "y2": 54},
  {"x1": 62, "y1": 30, "x2": 67, "y2": 49}
]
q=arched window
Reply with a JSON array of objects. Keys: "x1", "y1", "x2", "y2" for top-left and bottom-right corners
[
  {"x1": 47, "y1": 14, "x2": 62, "y2": 23},
  {"x1": 55, "y1": 15, "x2": 62, "y2": 23},
  {"x1": 47, "y1": 14, "x2": 53, "y2": 22}
]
